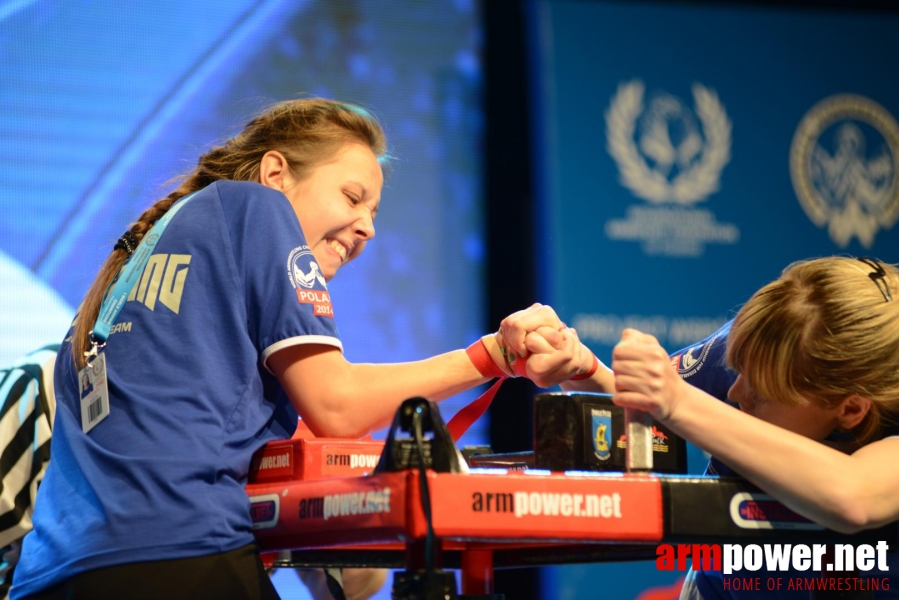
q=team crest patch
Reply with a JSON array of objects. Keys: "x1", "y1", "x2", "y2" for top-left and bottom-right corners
[
  {"x1": 672, "y1": 326, "x2": 724, "y2": 379},
  {"x1": 287, "y1": 246, "x2": 334, "y2": 318},
  {"x1": 591, "y1": 408, "x2": 612, "y2": 461},
  {"x1": 790, "y1": 94, "x2": 899, "y2": 248}
]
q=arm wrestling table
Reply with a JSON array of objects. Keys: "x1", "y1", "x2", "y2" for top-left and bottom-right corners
[{"x1": 245, "y1": 397, "x2": 894, "y2": 599}]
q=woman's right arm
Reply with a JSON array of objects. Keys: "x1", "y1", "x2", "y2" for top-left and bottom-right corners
[
  {"x1": 612, "y1": 328, "x2": 899, "y2": 534},
  {"x1": 270, "y1": 304, "x2": 587, "y2": 439},
  {"x1": 269, "y1": 342, "x2": 494, "y2": 439}
]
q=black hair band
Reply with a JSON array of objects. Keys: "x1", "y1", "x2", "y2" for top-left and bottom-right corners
[
  {"x1": 114, "y1": 230, "x2": 139, "y2": 256},
  {"x1": 857, "y1": 256, "x2": 893, "y2": 302}
]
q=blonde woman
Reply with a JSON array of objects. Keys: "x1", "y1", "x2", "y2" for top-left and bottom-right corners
[
  {"x1": 509, "y1": 256, "x2": 899, "y2": 597},
  {"x1": 611, "y1": 257, "x2": 899, "y2": 598}
]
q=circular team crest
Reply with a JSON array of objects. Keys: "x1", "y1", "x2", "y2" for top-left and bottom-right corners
[
  {"x1": 674, "y1": 326, "x2": 725, "y2": 379},
  {"x1": 790, "y1": 94, "x2": 899, "y2": 248},
  {"x1": 605, "y1": 80, "x2": 732, "y2": 205},
  {"x1": 287, "y1": 246, "x2": 327, "y2": 290}
]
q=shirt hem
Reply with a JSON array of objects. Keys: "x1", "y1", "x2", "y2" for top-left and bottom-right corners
[{"x1": 261, "y1": 335, "x2": 343, "y2": 373}]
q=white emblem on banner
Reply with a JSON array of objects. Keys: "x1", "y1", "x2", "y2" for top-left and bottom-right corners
[
  {"x1": 606, "y1": 80, "x2": 731, "y2": 204},
  {"x1": 603, "y1": 80, "x2": 738, "y2": 257},
  {"x1": 790, "y1": 94, "x2": 899, "y2": 249}
]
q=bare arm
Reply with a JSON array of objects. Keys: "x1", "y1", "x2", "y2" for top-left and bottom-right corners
[
  {"x1": 559, "y1": 362, "x2": 615, "y2": 395},
  {"x1": 669, "y1": 388, "x2": 899, "y2": 533},
  {"x1": 269, "y1": 341, "x2": 495, "y2": 438},
  {"x1": 270, "y1": 304, "x2": 582, "y2": 438},
  {"x1": 612, "y1": 328, "x2": 899, "y2": 534}
]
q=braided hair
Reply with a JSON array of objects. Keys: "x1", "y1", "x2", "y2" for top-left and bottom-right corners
[{"x1": 72, "y1": 98, "x2": 387, "y2": 368}]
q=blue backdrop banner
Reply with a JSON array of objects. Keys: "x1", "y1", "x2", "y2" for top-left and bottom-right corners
[{"x1": 531, "y1": 1, "x2": 899, "y2": 598}]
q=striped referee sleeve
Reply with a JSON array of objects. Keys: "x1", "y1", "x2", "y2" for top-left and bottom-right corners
[{"x1": 0, "y1": 345, "x2": 58, "y2": 550}]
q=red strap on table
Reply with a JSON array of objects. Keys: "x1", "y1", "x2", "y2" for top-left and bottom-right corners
[
  {"x1": 447, "y1": 339, "x2": 521, "y2": 441},
  {"x1": 446, "y1": 378, "x2": 505, "y2": 442},
  {"x1": 448, "y1": 340, "x2": 574, "y2": 440}
]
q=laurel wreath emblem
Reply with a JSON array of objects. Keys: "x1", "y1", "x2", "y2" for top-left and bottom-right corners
[
  {"x1": 789, "y1": 94, "x2": 899, "y2": 249},
  {"x1": 605, "y1": 80, "x2": 732, "y2": 205}
]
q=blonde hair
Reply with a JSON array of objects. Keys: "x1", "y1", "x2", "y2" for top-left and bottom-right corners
[
  {"x1": 72, "y1": 98, "x2": 388, "y2": 368},
  {"x1": 727, "y1": 256, "x2": 899, "y2": 444}
]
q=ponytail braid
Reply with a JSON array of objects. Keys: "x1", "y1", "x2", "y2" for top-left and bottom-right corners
[
  {"x1": 71, "y1": 177, "x2": 205, "y2": 368},
  {"x1": 71, "y1": 97, "x2": 388, "y2": 368}
]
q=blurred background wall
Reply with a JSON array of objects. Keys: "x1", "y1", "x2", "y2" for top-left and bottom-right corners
[{"x1": 2, "y1": 0, "x2": 898, "y2": 598}]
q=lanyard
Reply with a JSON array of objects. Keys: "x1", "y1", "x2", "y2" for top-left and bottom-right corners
[{"x1": 89, "y1": 193, "x2": 197, "y2": 347}]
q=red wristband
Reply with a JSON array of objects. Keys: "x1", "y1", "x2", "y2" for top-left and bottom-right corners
[
  {"x1": 570, "y1": 353, "x2": 599, "y2": 381},
  {"x1": 511, "y1": 354, "x2": 529, "y2": 378},
  {"x1": 466, "y1": 339, "x2": 508, "y2": 379}
]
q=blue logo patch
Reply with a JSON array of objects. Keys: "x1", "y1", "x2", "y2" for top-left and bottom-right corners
[
  {"x1": 591, "y1": 409, "x2": 612, "y2": 461},
  {"x1": 675, "y1": 327, "x2": 725, "y2": 379},
  {"x1": 729, "y1": 492, "x2": 823, "y2": 531},
  {"x1": 287, "y1": 245, "x2": 327, "y2": 290}
]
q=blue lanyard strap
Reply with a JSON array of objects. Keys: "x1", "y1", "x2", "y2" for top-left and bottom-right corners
[{"x1": 90, "y1": 193, "x2": 197, "y2": 344}]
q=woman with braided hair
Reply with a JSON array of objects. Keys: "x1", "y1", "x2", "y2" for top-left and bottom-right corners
[{"x1": 11, "y1": 99, "x2": 592, "y2": 600}]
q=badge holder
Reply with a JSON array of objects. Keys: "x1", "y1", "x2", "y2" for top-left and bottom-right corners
[{"x1": 78, "y1": 338, "x2": 110, "y2": 433}]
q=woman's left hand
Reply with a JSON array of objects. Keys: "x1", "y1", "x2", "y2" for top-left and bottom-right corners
[{"x1": 611, "y1": 328, "x2": 685, "y2": 421}]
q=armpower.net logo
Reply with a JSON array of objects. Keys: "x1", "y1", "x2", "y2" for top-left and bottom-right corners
[{"x1": 656, "y1": 542, "x2": 892, "y2": 593}]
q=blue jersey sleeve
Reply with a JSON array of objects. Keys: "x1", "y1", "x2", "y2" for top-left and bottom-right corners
[
  {"x1": 215, "y1": 181, "x2": 342, "y2": 369},
  {"x1": 669, "y1": 320, "x2": 736, "y2": 402},
  {"x1": 669, "y1": 320, "x2": 739, "y2": 477}
]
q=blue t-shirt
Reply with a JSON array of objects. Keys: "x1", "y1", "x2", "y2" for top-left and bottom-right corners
[
  {"x1": 12, "y1": 181, "x2": 342, "y2": 597},
  {"x1": 670, "y1": 321, "x2": 899, "y2": 599}
]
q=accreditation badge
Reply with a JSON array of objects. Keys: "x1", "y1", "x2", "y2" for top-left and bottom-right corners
[{"x1": 79, "y1": 352, "x2": 110, "y2": 433}]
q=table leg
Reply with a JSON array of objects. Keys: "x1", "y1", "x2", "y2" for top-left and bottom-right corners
[{"x1": 461, "y1": 549, "x2": 494, "y2": 595}]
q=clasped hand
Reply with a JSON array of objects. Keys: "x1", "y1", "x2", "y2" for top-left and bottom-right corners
[
  {"x1": 494, "y1": 303, "x2": 594, "y2": 388},
  {"x1": 497, "y1": 306, "x2": 686, "y2": 421}
]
